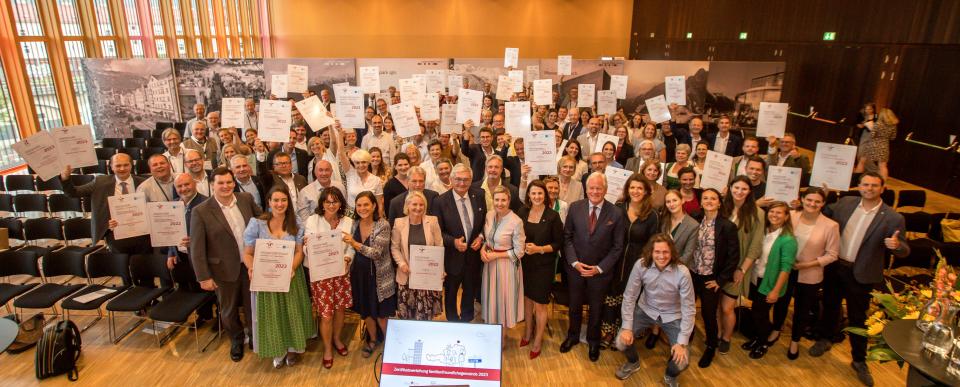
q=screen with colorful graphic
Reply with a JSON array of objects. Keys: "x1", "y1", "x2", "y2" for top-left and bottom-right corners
[{"x1": 380, "y1": 319, "x2": 502, "y2": 387}]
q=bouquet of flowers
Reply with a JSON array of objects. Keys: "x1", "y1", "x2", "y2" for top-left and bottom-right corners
[{"x1": 846, "y1": 250, "x2": 959, "y2": 364}]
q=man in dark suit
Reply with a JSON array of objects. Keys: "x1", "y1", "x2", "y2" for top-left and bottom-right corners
[
  {"x1": 388, "y1": 166, "x2": 439, "y2": 225},
  {"x1": 190, "y1": 167, "x2": 262, "y2": 362},
  {"x1": 229, "y1": 155, "x2": 266, "y2": 210},
  {"x1": 581, "y1": 152, "x2": 607, "y2": 193},
  {"x1": 60, "y1": 153, "x2": 148, "y2": 256},
  {"x1": 266, "y1": 129, "x2": 312, "y2": 177},
  {"x1": 705, "y1": 116, "x2": 743, "y2": 157},
  {"x1": 166, "y1": 173, "x2": 213, "y2": 324},
  {"x1": 560, "y1": 172, "x2": 626, "y2": 362},
  {"x1": 429, "y1": 163, "x2": 487, "y2": 322},
  {"x1": 470, "y1": 155, "x2": 521, "y2": 212},
  {"x1": 460, "y1": 127, "x2": 507, "y2": 182},
  {"x1": 809, "y1": 172, "x2": 909, "y2": 386},
  {"x1": 260, "y1": 151, "x2": 308, "y2": 205}
]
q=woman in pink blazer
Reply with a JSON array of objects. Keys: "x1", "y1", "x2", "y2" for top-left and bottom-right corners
[
  {"x1": 391, "y1": 191, "x2": 444, "y2": 320},
  {"x1": 772, "y1": 187, "x2": 840, "y2": 359}
]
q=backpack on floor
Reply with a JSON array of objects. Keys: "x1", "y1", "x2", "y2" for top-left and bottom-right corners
[{"x1": 35, "y1": 320, "x2": 81, "y2": 381}]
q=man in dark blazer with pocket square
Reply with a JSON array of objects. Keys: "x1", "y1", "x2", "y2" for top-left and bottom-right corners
[
  {"x1": 429, "y1": 163, "x2": 487, "y2": 322},
  {"x1": 560, "y1": 171, "x2": 626, "y2": 362},
  {"x1": 809, "y1": 172, "x2": 909, "y2": 386},
  {"x1": 190, "y1": 167, "x2": 262, "y2": 362}
]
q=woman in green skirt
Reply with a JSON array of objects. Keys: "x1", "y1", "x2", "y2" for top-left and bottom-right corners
[{"x1": 243, "y1": 186, "x2": 316, "y2": 368}]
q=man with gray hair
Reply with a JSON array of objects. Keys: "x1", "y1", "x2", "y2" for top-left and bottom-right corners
[
  {"x1": 185, "y1": 103, "x2": 207, "y2": 139},
  {"x1": 387, "y1": 166, "x2": 439, "y2": 225},
  {"x1": 429, "y1": 163, "x2": 487, "y2": 322},
  {"x1": 243, "y1": 98, "x2": 257, "y2": 130},
  {"x1": 296, "y1": 159, "x2": 346, "y2": 222},
  {"x1": 560, "y1": 172, "x2": 626, "y2": 362},
  {"x1": 471, "y1": 154, "x2": 521, "y2": 211},
  {"x1": 182, "y1": 120, "x2": 218, "y2": 170}
]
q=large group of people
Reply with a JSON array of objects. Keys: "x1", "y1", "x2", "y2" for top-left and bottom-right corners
[{"x1": 56, "y1": 86, "x2": 909, "y2": 386}]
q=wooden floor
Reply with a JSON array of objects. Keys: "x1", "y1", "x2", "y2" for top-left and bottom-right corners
[
  {"x1": 3, "y1": 165, "x2": 955, "y2": 387},
  {"x1": 1, "y1": 301, "x2": 911, "y2": 387}
]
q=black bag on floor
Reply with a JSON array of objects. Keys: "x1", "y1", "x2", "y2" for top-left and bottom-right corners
[
  {"x1": 735, "y1": 305, "x2": 755, "y2": 338},
  {"x1": 35, "y1": 320, "x2": 81, "y2": 381}
]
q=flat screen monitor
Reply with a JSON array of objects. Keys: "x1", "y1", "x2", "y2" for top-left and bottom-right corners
[{"x1": 380, "y1": 319, "x2": 502, "y2": 387}]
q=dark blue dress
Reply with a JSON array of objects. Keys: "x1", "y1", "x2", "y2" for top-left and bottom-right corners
[{"x1": 349, "y1": 226, "x2": 397, "y2": 319}]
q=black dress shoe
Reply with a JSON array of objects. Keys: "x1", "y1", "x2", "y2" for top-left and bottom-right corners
[
  {"x1": 560, "y1": 337, "x2": 579, "y2": 353},
  {"x1": 230, "y1": 339, "x2": 244, "y2": 362},
  {"x1": 749, "y1": 344, "x2": 769, "y2": 359},
  {"x1": 588, "y1": 344, "x2": 600, "y2": 362},
  {"x1": 741, "y1": 339, "x2": 760, "y2": 351},
  {"x1": 787, "y1": 345, "x2": 800, "y2": 361},
  {"x1": 698, "y1": 346, "x2": 716, "y2": 368}
]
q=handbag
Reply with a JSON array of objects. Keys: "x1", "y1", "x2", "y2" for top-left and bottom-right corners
[{"x1": 6, "y1": 313, "x2": 47, "y2": 354}]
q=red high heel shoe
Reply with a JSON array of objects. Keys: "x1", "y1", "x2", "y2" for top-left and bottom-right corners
[
  {"x1": 335, "y1": 344, "x2": 348, "y2": 356},
  {"x1": 529, "y1": 349, "x2": 541, "y2": 359},
  {"x1": 323, "y1": 356, "x2": 333, "y2": 369},
  {"x1": 519, "y1": 338, "x2": 530, "y2": 347}
]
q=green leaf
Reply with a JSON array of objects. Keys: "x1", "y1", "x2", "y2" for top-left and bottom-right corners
[
  {"x1": 874, "y1": 294, "x2": 906, "y2": 318},
  {"x1": 866, "y1": 347, "x2": 902, "y2": 362},
  {"x1": 844, "y1": 327, "x2": 871, "y2": 337}
]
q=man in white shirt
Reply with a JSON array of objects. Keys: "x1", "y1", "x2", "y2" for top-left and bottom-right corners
[
  {"x1": 230, "y1": 155, "x2": 264, "y2": 209},
  {"x1": 577, "y1": 117, "x2": 603, "y2": 156},
  {"x1": 136, "y1": 154, "x2": 177, "y2": 202},
  {"x1": 732, "y1": 136, "x2": 761, "y2": 177},
  {"x1": 161, "y1": 128, "x2": 187, "y2": 174},
  {"x1": 687, "y1": 117, "x2": 705, "y2": 146},
  {"x1": 184, "y1": 103, "x2": 206, "y2": 139},
  {"x1": 360, "y1": 115, "x2": 396, "y2": 166},
  {"x1": 296, "y1": 159, "x2": 345, "y2": 222},
  {"x1": 707, "y1": 116, "x2": 742, "y2": 157},
  {"x1": 184, "y1": 149, "x2": 212, "y2": 197}
]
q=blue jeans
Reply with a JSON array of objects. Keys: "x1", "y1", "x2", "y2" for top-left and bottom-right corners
[{"x1": 615, "y1": 309, "x2": 688, "y2": 377}]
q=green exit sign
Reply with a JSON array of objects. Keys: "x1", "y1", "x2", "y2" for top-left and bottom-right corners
[
  {"x1": 686, "y1": 32, "x2": 693, "y2": 39},
  {"x1": 739, "y1": 32, "x2": 748, "y2": 40},
  {"x1": 823, "y1": 32, "x2": 837, "y2": 41}
]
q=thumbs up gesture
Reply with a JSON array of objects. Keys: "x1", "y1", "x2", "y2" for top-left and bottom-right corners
[{"x1": 884, "y1": 230, "x2": 901, "y2": 250}]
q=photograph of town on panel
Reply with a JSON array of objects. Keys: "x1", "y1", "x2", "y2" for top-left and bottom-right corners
[
  {"x1": 173, "y1": 58, "x2": 265, "y2": 123},
  {"x1": 81, "y1": 59, "x2": 180, "y2": 139}
]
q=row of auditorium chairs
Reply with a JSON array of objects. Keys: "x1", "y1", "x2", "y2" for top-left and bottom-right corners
[
  {"x1": 0, "y1": 216, "x2": 218, "y2": 350},
  {"x1": 100, "y1": 136, "x2": 165, "y2": 149},
  {"x1": 1, "y1": 248, "x2": 218, "y2": 350},
  {"x1": 889, "y1": 211, "x2": 960, "y2": 270},
  {"x1": 0, "y1": 193, "x2": 89, "y2": 218}
]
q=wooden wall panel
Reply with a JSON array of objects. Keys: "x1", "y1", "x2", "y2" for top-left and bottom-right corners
[{"x1": 630, "y1": 0, "x2": 960, "y2": 196}]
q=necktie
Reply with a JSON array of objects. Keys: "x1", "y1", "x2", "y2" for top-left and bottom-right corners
[
  {"x1": 588, "y1": 205, "x2": 598, "y2": 234},
  {"x1": 460, "y1": 197, "x2": 473, "y2": 238},
  {"x1": 120, "y1": 182, "x2": 129, "y2": 195}
]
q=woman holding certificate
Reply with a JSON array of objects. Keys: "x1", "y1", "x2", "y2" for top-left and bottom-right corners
[
  {"x1": 346, "y1": 191, "x2": 395, "y2": 358},
  {"x1": 718, "y1": 176, "x2": 765, "y2": 354},
  {"x1": 391, "y1": 191, "x2": 443, "y2": 321},
  {"x1": 517, "y1": 181, "x2": 563, "y2": 359},
  {"x1": 481, "y1": 186, "x2": 526, "y2": 347},
  {"x1": 304, "y1": 187, "x2": 353, "y2": 369},
  {"x1": 242, "y1": 186, "x2": 315, "y2": 369},
  {"x1": 601, "y1": 175, "x2": 659, "y2": 348}
]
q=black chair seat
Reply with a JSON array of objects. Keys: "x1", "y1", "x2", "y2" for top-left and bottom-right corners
[
  {"x1": 61, "y1": 284, "x2": 129, "y2": 310},
  {"x1": 0, "y1": 282, "x2": 38, "y2": 304},
  {"x1": 14, "y1": 283, "x2": 85, "y2": 309},
  {"x1": 51, "y1": 245, "x2": 100, "y2": 258},
  {"x1": 148, "y1": 290, "x2": 215, "y2": 323},
  {"x1": 17, "y1": 245, "x2": 60, "y2": 257},
  {"x1": 106, "y1": 286, "x2": 171, "y2": 312}
]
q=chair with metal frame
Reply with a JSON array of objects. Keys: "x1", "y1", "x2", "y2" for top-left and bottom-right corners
[
  {"x1": 18, "y1": 217, "x2": 64, "y2": 258},
  {"x1": 60, "y1": 251, "x2": 129, "y2": 332},
  {"x1": 104, "y1": 254, "x2": 173, "y2": 344},
  {"x1": 0, "y1": 217, "x2": 25, "y2": 248},
  {"x1": 0, "y1": 193, "x2": 12, "y2": 217},
  {"x1": 101, "y1": 138, "x2": 124, "y2": 149},
  {"x1": 48, "y1": 194, "x2": 83, "y2": 219},
  {"x1": 13, "y1": 193, "x2": 47, "y2": 218},
  {"x1": 5, "y1": 175, "x2": 36, "y2": 193},
  {"x1": 35, "y1": 175, "x2": 64, "y2": 194},
  {"x1": 95, "y1": 147, "x2": 117, "y2": 161},
  {"x1": 12, "y1": 246, "x2": 88, "y2": 322},
  {"x1": 147, "y1": 260, "x2": 220, "y2": 352},
  {"x1": 0, "y1": 249, "x2": 41, "y2": 314}
]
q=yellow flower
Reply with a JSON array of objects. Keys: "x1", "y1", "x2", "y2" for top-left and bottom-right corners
[
  {"x1": 953, "y1": 292, "x2": 960, "y2": 302},
  {"x1": 867, "y1": 322, "x2": 885, "y2": 336},
  {"x1": 921, "y1": 289, "x2": 933, "y2": 298},
  {"x1": 867, "y1": 311, "x2": 885, "y2": 325},
  {"x1": 904, "y1": 311, "x2": 920, "y2": 320}
]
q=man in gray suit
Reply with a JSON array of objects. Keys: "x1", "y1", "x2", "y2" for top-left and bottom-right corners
[
  {"x1": 60, "y1": 153, "x2": 147, "y2": 256},
  {"x1": 190, "y1": 167, "x2": 262, "y2": 362},
  {"x1": 809, "y1": 172, "x2": 909, "y2": 386}
]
